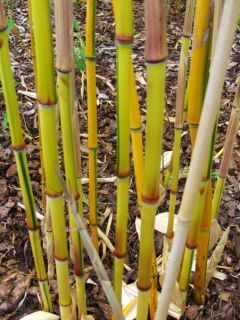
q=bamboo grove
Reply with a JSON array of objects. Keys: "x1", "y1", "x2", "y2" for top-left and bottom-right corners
[{"x1": 0, "y1": 0, "x2": 239, "y2": 319}]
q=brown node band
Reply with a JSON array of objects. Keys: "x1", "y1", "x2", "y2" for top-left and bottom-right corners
[
  {"x1": 115, "y1": 35, "x2": 133, "y2": 45},
  {"x1": 142, "y1": 195, "x2": 159, "y2": 205},
  {"x1": 112, "y1": 250, "x2": 127, "y2": 259},
  {"x1": 170, "y1": 189, "x2": 178, "y2": 195},
  {"x1": 86, "y1": 56, "x2": 96, "y2": 61},
  {"x1": 38, "y1": 100, "x2": 57, "y2": 106},
  {"x1": 89, "y1": 223, "x2": 98, "y2": 227},
  {"x1": 185, "y1": 243, "x2": 197, "y2": 250},
  {"x1": 136, "y1": 280, "x2": 152, "y2": 292},
  {"x1": 145, "y1": 57, "x2": 167, "y2": 64},
  {"x1": 59, "y1": 301, "x2": 72, "y2": 308},
  {"x1": 130, "y1": 126, "x2": 142, "y2": 132},
  {"x1": 54, "y1": 255, "x2": 69, "y2": 262},
  {"x1": 28, "y1": 225, "x2": 40, "y2": 232},
  {"x1": 46, "y1": 191, "x2": 63, "y2": 198},
  {"x1": 117, "y1": 172, "x2": 130, "y2": 179},
  {"x1": 13, "y1": 145, "x2": 26, "y2": 152},
  {"x1": 37, "y1": 277, "x2": 48, "y2": 282},
  {"x1": 73, "y1": 264, "x2": 84, "y2": 277},
  {"x1": 56, "y1": 67, "x2": 73, "y2": 74}
]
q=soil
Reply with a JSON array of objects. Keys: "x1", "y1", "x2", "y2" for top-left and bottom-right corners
[{"x1": 0, "y1": 1, "x2": 239, "y2": 320}]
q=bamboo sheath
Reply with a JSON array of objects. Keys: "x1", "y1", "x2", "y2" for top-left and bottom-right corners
[
  {"x1": 0, "y1": 1, "x2": 52, "y2": 312},
  {"x1": 155, "y1": 2, "x2": 240, "y2": 319},
  {"x1": 30, "y1": 1, "x2": 73, "y2": 318}
]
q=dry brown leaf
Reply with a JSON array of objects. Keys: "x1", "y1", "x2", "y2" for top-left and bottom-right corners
[
  {"x1": 6, "y1": 164, "x2": 17, "y2": 178},
  {"x1": 219, "y1": 291, "x2": 231, "y2": 302}
]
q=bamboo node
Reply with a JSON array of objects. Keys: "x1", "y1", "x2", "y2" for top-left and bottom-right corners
[
  {"x1": 115, "y1": 35, "x2": 133, "y2": 45},
  {"x1": 142, "y1": 195, "x2": 159, "y2": 206},
  {"x1": 13, "y1": 145, "x2": 26, "y2": 152},
  {"x1": 38, "y1": 102, "x2": 57, "y2": 109},
  {"x1": 117, "y1": 172, "x2": 130, "y2": 179},
  {"x1": 112, "y1": 250, "x2": 127, "y2": 259},
  {"x1": 145, "y1": 58, "x2": 166, "y2": 65},
  {"x1": 86, "y1": 56, "x2": 96, "y2": 61},
  {"x1": 136, "y1": 280, "x2": 151, "y2": 292}
]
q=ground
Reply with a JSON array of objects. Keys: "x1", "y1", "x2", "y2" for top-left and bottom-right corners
[{"x1": 0, "y1": 1, "x2": 239, "y2": 319}]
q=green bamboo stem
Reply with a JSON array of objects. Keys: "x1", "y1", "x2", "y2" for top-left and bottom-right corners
[
  {"x1": 86, "y1": 0, "x2": 99, "y2": 251},
  {"x1": 136, "y1": 1, "x2": 168, "y2": 319},
  {"x1": 113, "y1": 0, "x2": 133, "y2": 307},
  {"x1": 155, "y1": 2, "x2": 240, "y2": 318},
  {"x1": 166, "y1": 0, "x2": 195, "y2": 240},
  {"x1": 0, "y1": 1, "x2": 52, "y2": 312},
  {"x1": 27, "y1": 0, "x2": 54, "y2": 280},
  {"x1": 212, "y1": 76, "x2": 240, "y2": 219},
  {"x1": 30, "y1": 1, "x2": 73, "y2": 318},
  {"x1": 54, "y1": 1, "x2": 87, "y2": 317}
]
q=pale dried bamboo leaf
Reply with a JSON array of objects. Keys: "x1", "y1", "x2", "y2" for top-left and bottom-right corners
[
  {"x1": 135, "y1": 212, "x2": 177, "y2": 237},
  {"x1": 209, "y1": 219, "x2": 223, "y2": 250},
  {"x1": 20, "y1": 311, "x2": 60, "y2": 320},
  {"x1": 206, "y1": 227, "x2": 230, "y2": 285},
  {"x1": 122, "y1": 282, "x2": 182, "y2": 320},
  {"x1": 161, "y1": 151, "x2": 173, "y2": 170}
]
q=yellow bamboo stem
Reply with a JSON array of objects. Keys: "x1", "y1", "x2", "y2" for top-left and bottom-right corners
[
  {"x1": 136, "y1": 0, "x2": 168, "y2": 317},
  {"x1": 113, "y1": 0, "x2": 133, "y2": 309},
  {"x1": 187, "y1": 0, "x2": 212, "y2": 147},
  {"x1": 86, "y1": 0, "x2": 98, "y2": 250},
  {"x1": 30, "y1": 1, "x2": 73, "y2": 318}
]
